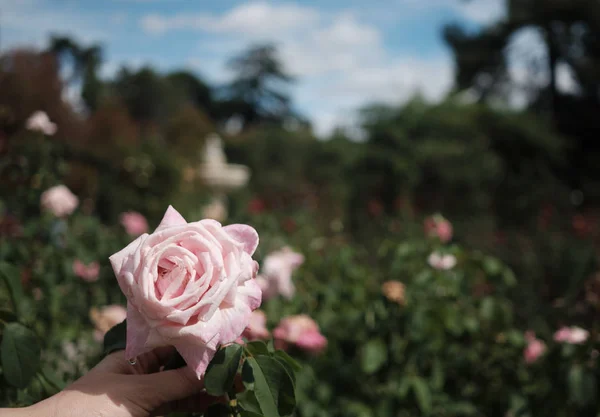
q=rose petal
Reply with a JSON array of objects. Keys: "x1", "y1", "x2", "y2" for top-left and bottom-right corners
[
  {"x1": 156, "y1": 206, "x2": 187, "y2": 231},
  {"x1": 125, "y1": 302, "x2": 152, "y2": 360},
  {"x1": 224, "y1": 224, "x2": 259, "y2": 255},
  {"x1": 174, "y1": 339, "x2": 218, "y2": 379}
]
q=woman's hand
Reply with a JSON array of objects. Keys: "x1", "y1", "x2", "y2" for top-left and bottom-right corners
[{"x1": 12, "y1": 347, "x2": 218, "y2": 417}]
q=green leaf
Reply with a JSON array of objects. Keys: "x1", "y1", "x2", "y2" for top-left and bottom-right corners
[
  {"x1": 205, "y1": 344, "x2": 243, "y2": 396},
  {"x1": 205, "y1": 403, "x2": 233, "y2": 417},
  {"x1": 273, "y1": 357, "x2": 296, "y2": 387},
  {"x1": 0, "y1": 262, "x2": 23, "y2": 315},
  {"x1": 247, "y1": 356, "x2": 296, "y2": 417},
  {"x1": 273, "y1": 350, "x2": 302, "y2": 372},
  {"x1": 480, "y1": 297, "x2": 495, "y2": 322},
  {"x1": 103, "y1": 319, "x2": 127, "y2": 355},
  {"x1": 238, "y1": 390, "x2": 263, "y2": 415},
  {"x1": 411, "y1": 377, "x2": 432, "y2": 414},
  {"x1": 360, "y1": 338, "x2": 388, "y2": 374},
  {"x1": 245, "y1": 341, "x2": 270, "y2": 356},
  {"x1": 483, "y1": 257, "x2": 502, "y2": 275},
  {"x1": 0, "y1": 322, "x2": 41, "y2": 388},
  {"x1": 39, "y1": 367, "x2": 65, "y2": 392},
  {"x1": 568, "y1": 365, "x2": 596, "y2": 407}
]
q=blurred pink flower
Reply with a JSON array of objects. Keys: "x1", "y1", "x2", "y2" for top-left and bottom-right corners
[
  {"x1": 119, "y1": 211, "x2": 148, "y2": 236},
  {"x1": 553, "y1": 326, "x2": 589, "y2": 344},
  {"x1": 40, "y1": 185, "x2": 79, "y2": 217},
  {"x1": 257, "y1": 247, "x2": 304, "y2": 299},
  {"x1": 424, "y1": 215, "x2": 453, "y2": 243},
  {"x1": 273, "y1": 315, "x2": 327, "y2": 354},
  {"x1": 428, "y1": 252, "x2": 457, "y2": 270},
  {"x1": 523, "y1": 331, "x2": 546, "y2": 364},
  {"x1": 241, "y1": 310, "x2": 270, "y2": 341},
  {"x1": 26, "y1": 111, "x2": 57, "y2": 135},
  {"x1": 90, "y1": 305, "x2": 127, "y2": 341},
  {"x1": 73, "y1": 259, "x2": 100, "y2": 282}
]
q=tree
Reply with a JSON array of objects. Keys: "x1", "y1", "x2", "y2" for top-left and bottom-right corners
[
  {"x1": 223, "y1": 43, "x2": 295, "y2": 127},
  {"x1": 47, "y1": 35, "x2": 103, "y2": 111},
  {"x1": 444, "y1": 0, "x2": 600, "y2": 193}
]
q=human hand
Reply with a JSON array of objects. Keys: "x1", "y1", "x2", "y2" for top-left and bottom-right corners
[{"x1": 13, "y1": 347, "x2": 218, "y2": 417}]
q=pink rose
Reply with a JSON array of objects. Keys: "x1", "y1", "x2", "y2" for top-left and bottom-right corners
[
  {"x1": 273, "y1": 315, "x2": 327, "y2": 354},
  {"x1": 554, "y1": 326, "x2": 589, "y2": 344},
  {"x1": 523, "y1": 331, "x2": 546, "y2": 364},
  {"x1": 90, "y1": 305, "x2": 127, "y2": 342},
  {"x1": 40, "y1": 185, "x2": 79, "y2": 217},
  {"x1": 424, "y1": 215, "x2": 453, "y2": 243},
  {"x1": 241, "y1": 310, "x2": 270, "y2": 341},
  {"x1": 109, "y1": 206, "x2": 261, "y2": 379},
  {"x1": 120, "y1": 211, "x2": 149, "y2": 236},
  {"x1": 256, "y1": 247, "x2": 304, "y2": 299},
  {"x1": 427, "y1": 252, "x2": 457, "y2": 270},
  {"x1": 26, "y1": 111, "x2": 57, "y2": 135},
  {"x1": 73, "y1": 259, "x2": 100, "y2": 282}
]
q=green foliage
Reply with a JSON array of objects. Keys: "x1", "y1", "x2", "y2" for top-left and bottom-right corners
[
  {"x1": 1, "y1": 323, "x2": 41, "y2": 389},
  {"x1": 204, "y1": 344, "x2": 243, "y2": 396}
]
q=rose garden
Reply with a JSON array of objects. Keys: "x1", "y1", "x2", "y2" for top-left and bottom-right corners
[{"x1": 2, "y1": 3, "x2": 600, "y2": 415}]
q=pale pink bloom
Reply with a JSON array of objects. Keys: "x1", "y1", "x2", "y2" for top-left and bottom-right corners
[
  {"x1": 109, "y1": 205, "x2": 261, "y2": 379},
  {"x1": 26, "y1": 111, "x2": 57, "y2": 135},
  {"x1": 553, "y1": 327, "x2": 571, "y2": 342},
  {"x1": 258, "y1": 247, "x2": 304, "y2": 299},
  {"x1": 273, "y1": 315, "x2": 327, "y2": 354},
  {"x1": 554, "y1": 326, "x2": 589, "y2": 344},
  {"x1": 73, "y1": 259, "x2": 100, "y2": 282},
  {"x1": 40, "y1": 185, "x2": 79, "y2": 217},
  {"x1": 424, "y1": 215, "x2": 453, "y2": 243},
  {"x1": 523, "y1": 331, "x2": 546, "y2": 364},
  {"x1": 119, "y1": 211, "x2": 148, "y2": 236},
  {"x1": 241, "y1": 310, "x2": 270, "y2": 341},
  {"x1": 90, "y1": 305, "x2": 127, "y2": 342},
  {"x1": 427, "y1": 252, "x2": 457, "y2": 270}
]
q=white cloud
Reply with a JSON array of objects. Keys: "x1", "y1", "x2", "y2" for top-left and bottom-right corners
[
  {"x1": 144, "y1": 2, "x2": 454, "y2": 137},
  {"x1": 457, "y1": 0, "x2": 505, "y2": 24},
  {"x1": 141, "y1": 2, "x2": 319, "y2": 36}
]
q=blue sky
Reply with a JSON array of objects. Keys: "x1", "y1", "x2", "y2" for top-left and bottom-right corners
[{"x1": 1, "y1": 0, "x2": 505, "y2": 135}]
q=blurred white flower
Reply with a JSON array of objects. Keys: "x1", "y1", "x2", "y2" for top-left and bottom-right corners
[
  {"x1": 428, "y1": 252, "x2": 457, "y2": 270},
  {"x1": 26, "y1": 111, "x2": 57, "y2": 136}
]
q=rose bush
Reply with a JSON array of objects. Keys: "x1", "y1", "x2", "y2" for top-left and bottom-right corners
[{"x1": 109, "y1": 205, "x2": 262, "y2": 378}]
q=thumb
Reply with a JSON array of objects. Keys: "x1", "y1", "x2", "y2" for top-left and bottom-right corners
[{"x1": 136, "y1": 366, "x2": 204, "y2": 406}]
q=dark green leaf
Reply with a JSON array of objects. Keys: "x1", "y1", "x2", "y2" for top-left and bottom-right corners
[
  {"x1": 360, "y1": 338, "x2": 388, "y2": 374},
  {"x1": 411, "y1": 377, "x2": 432, "y2": 414},
  {"x1": 0, "y1": 322, "x2": 41, "y2": 388},
  {"x1": 40, "y1": 367, "x2": 65, "y2": 391},
  {"x1": 103, "y1": 320, "x2": 127, "y2": 355},
  {"x1": 273, "y1": 357, "x2": 296, "y2": 388},
  {"x1": 245, "y1": 341, "x2": 270, "y2": 356},
  {"x1": 205, "y1": 344, "x2": 243, "y2": 396},
  {"x1": 273, "y1": 350, "x2": 301, "y2": 372},
  {"x1": 238, "y1": 389, "x2": 263, "y2": 415},
  {"x1": 205, "y1": 403, "x2": 232, "y2": 417},
  {"x1": 247, "y1": 355, "x2": 297, "y2": 417},
  {"x1": 0, "y1": 262, "x2": 23, "y2": 315}
]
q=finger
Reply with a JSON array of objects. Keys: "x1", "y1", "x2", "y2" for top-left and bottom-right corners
[
  {"x1": 96, "y1": 347, "x2": 178, "y2": 375},
  {"x1": 136, "y1": 366, "x2": 204, "y2": 406},
  {"x1": 151, "y1": 392, "x2": 221, "y2": 416}
]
